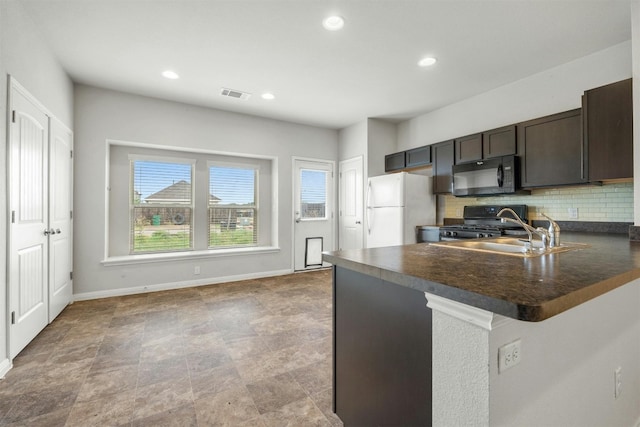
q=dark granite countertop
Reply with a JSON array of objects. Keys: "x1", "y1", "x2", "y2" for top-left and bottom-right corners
[{"x1": 323, "y1": 232, "x2": 640, "y2": 322}]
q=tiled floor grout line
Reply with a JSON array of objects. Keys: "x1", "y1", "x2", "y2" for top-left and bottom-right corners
[{"x1": 0, "y1": 269, "x2": 342, "y2": 427}]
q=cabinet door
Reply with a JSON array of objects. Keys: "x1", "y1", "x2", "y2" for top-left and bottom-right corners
[
  {"x1": 406, "y1": 145, "x2": 431, "y2": 168},
  {"x1": 584, "y1": 78, "x2": 633, "y2": 181},
  {"x1": 334, "y1": 267, "x2": 432, "y2": 426},
  {"x1": 518, "y1": 109, "x2": 584, "y2": 188},
  {"x1": 483, "y1": 125, "x2": 516, "y2": 159},
  {"x1": 454, "y1": 133, "x2": 482, "y2": 164},
  {"x1": 433, "y1": 140, "x2": 454, "y2": 194},
  {"x1": 385, "y1": 151, "x2": 406, "y2": 172}
]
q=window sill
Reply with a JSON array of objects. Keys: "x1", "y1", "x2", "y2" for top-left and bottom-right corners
[{"x1": 102, "y1": 246, "x2": 280, "y2": 267}]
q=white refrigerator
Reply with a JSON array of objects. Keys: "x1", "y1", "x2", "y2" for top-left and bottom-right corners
[{"x1": 366, "y1": 172, "x2": 435, "y2": 248}]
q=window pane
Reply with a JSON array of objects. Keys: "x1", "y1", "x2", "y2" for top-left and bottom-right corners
[
  {"x1": 209, "y1": 166, "x2": 257, "y2": 248},
  {"x1": 133, "y1": 160, "x2": 192, "y2": 205},
  {"x1": 130, "y1": 159, "x2": 193, "y2": 253},
  {"x1": 131, "y1": 207, "x2": 192, "y2": 252},
  {"x1": 300, "y1": 169, "x2": 327, "y2": 219}
]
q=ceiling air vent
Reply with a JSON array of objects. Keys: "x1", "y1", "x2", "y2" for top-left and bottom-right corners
[{"x1": 220, "y1": 88, "x2": 251, "y2": 100}]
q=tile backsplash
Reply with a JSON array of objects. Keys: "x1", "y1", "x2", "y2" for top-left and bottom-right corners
[{"x1": 440, "y1": 182, "x2": 633, "y2": 223}]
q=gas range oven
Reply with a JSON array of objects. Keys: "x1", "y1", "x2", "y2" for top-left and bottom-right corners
[{"x1": 439, "y1": 205, "x2": 529, "y2": 241}]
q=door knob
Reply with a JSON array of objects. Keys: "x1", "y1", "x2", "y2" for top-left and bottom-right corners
[
  {"x1": 44, "y1": 228, "x2": 55, "y2": 236},
  {"x1": 355, "y1": 221, "x2": 362, "y2": 224},
  {"x1": 56, "y1": 229, "x2": 61, "y2": 234}
]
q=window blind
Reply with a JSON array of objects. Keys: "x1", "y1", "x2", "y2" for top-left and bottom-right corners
[
  {"x1": 130, "y1": 159, "x2": 193, "y2": 253},
  {"x1": 208, "y1": 165, "x2": 258, "y2": 248}
]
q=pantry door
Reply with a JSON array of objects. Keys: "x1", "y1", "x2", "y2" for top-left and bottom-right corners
[
  {"x1": 48, "y1": 118, "x2": 73, "y2": 322},
  {"x1": 293, "y1": 158, "x2": 334, "y2": 271},
  {"x1": 8, "y1": 83, "x2": 50, "y2": 358},
  {"x1": 338, "y1": 156, "x2": 363, "y2": 250}
]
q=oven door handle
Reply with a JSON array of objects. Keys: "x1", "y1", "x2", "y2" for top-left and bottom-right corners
[{"x1": 497, "y1": 164, "x2": 504, "y2": 188}]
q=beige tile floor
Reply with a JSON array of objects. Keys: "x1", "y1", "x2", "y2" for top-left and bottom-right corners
[{"x1": 0, "y1": 269, "x2": 343, "y2": 427}]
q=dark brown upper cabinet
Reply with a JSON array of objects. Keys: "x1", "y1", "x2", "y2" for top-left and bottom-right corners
[
  {"x1": 454, "y1": 133, "x2": 482, "y2": 164},
  {"x1": 384, "y1": 151, "x2": 406, "y2": 172},
  {"x1": 433, "y1": 140, "x2": 455, "y2": 194},
  {"x1": 483, "y1": 125, "x2": 516, "y2": 159},
  {"x1": 517, "y1": 108, "x2": 585, "y2": 188},
  {"x1": 583, "y1": 78, "x2": 633, "y2": 181},
  {"x1": 405, "y1": 145, "x2": 432, "y2": 168},
  {"x1": 454, "y1": 126, "x2": 516, "y2": 165}
]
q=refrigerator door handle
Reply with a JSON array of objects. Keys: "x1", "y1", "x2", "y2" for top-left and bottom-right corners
[{"x1": 367, "y1": 207, "x2": 373, "y2": 234}]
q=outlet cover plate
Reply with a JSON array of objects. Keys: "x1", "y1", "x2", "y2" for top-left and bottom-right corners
[{"x1": 498, "y1": 339, "x2": 522, "y2": 373}]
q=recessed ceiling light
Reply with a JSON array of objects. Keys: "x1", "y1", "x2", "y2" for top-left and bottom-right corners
[
  {"x1": 323, "y1": 15, "x2": 345, "y2": 31},
  {"x1": 261, "y1": 93, "x2": 275, "y2": 100},
  {"x1": 162, "y1": 70, "x2": 180, "y2": 79},
  {"x1": 418, "y1": 57, "x2": 437, "y2": 67}
]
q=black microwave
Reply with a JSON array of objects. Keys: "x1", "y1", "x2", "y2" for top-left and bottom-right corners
[{"x1": 452, "y1": 155, "x2": 525, "y2": 197}]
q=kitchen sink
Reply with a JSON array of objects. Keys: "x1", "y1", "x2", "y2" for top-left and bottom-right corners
[{"x1": 430, "y1": 237, "x2": 590, "y2": 258}]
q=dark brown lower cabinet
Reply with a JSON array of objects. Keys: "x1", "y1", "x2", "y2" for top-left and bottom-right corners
[{"x1": 333, "y1": 266, "x2": 432, "y2": 426}]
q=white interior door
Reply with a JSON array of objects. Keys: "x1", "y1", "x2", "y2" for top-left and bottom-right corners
[
  {"x1": 293, "y1": 159, "x2": 334, "y2": 271},
  {"x1": 339, "y1": 156, "x2": 363, "y2": 250},
  {"x1": 48, "y1": 118, "x2": 73, "y2": 322},
  {"x1": 9, "y1": 84, "x2": 50, "y2": 358}
]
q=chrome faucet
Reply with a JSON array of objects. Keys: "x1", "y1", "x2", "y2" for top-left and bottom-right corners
[
  {"x1": 541, "y1": 213, "x2": 560, "y2": 248},
  {"x1": 497, "y1": 208, "x2": 551, "y2": 251}
]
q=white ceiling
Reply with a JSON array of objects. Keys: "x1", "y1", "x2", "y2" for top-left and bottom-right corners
[{"x1": 20, "y1": 0, "x2": 632, "y2": 130}]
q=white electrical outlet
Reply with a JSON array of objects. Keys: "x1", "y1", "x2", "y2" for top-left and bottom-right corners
[
  {"x1": 498, "y1": 339, "x2": 522, "y2": 373},
  {"x1": 615, "y1": 366, "x2": 622, "y2": 398},
  {"x1": 194, "y1": 266, "x2": 200, "y2": 275},
  {"x1": 568, "y1": 207, "x2": 579, "y2": 219}
]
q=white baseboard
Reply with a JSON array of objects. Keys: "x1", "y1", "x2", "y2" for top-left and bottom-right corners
[
  {"x1": 73, "y1": 268, "x2": 294, "y2": 301},
  {"x1": 0, "y1": 358, "x2": 12, "y2": 379}
]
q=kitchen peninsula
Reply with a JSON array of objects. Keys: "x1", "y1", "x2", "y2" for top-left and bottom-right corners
[{"x1": 323, "y1": 232, "x2": 640, "y2": 426}]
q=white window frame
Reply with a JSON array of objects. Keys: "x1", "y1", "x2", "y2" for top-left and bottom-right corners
[
  {"x1": 102, "y1": 139, "x2": 280, "y2": 266},
  {"x1": 298, "y1": 167, "x2": 329, "y2": 222}
]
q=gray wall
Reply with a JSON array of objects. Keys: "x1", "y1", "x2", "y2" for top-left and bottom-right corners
[
  {"x1": 73, "y1": 85, "x2": 338, "y2": 298},
  {"x1": 397, "y1": 41, "x2": 632, "y2": 150},
  {"x1": 0, "y1": 0, "x2": 73, "y2": 368}
]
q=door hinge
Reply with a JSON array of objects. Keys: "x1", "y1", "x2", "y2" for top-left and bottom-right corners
[
  {"x1": 11, "y1": 110, "x2": 16, "y2": 123},
  {"x1": 11, "y1": 311, "x2": 15, "y2": 325},
  {"x1": 11, "y1": 210, "x2": 15, "y2": 223},
  {"x1": 70, "y1": 210, "x2": 73, "y2": 220},
  {"x1": 70, "y1": 150, "x2": 73, "y2": 159},
  {"x1": 70, "y1": 271, "x2": 73, "y2": 280}
]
